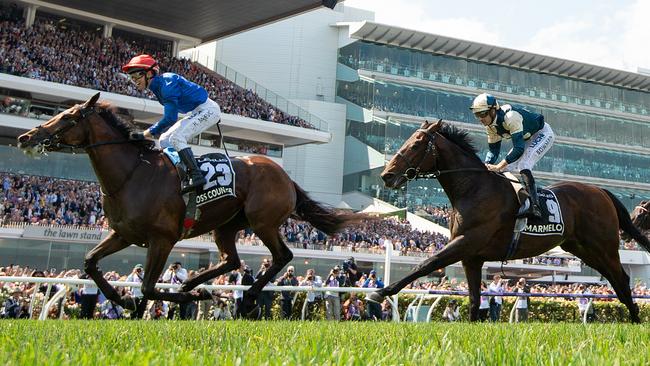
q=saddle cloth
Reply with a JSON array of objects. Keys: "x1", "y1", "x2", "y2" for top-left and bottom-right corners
[
  {"x1": 163, "y1": 148, "x2": 236, "y2": 206},
  {"x1": 505, "y1": 172, "x2": 565, "y2": 236}
]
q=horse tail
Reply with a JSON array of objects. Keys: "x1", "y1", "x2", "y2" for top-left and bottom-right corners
[
  {"x1": 604, "y1": 189, "x2": 650, "y2": 252},
  {"x1": 292, "y1": 181, "x2": 364, "y2": 235}
]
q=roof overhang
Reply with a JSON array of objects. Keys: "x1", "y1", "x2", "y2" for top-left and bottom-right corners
[
  {"x1": 17, "y1": 0, "x2": 341, "y2": 45},
  {"x1": 347, "y1": 21, "x2": 650, "y2": 92}
]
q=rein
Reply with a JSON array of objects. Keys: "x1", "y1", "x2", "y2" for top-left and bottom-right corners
[
  {"x1": 395, "y1": 128, "x2": 519, "y2": 183},
  {"x1": 38, "y1": 105, "x2": 147, "y2": 197}
]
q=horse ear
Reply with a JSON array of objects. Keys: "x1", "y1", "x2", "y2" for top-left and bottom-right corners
[
  {"x1": 82, "y1": 92, "x2": 101, "y2": 109},
  {"x1": 429, "y1": 119, "x2": 443, "y2": 131},
  {"x1": 420, "y1": 120, "x2": 429, "y2": 128}
]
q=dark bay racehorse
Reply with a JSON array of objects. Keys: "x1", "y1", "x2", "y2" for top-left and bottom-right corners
[
  {"x1": 367, "y1": 119, "x2": 650, "y2": 323},
  {"x1": 17, "y1": 92, "x2": 362, "y2": 316}
]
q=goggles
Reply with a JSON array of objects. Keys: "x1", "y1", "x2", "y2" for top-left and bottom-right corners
[{"x1": 473, "y1": 109, "x2": 490, "y2": 119}]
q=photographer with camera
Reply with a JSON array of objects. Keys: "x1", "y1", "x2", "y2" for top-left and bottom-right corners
[
  {"x1": 324, "y1": 266, "x2": 346, "y2": 320},
  {"x1": 125, "y1": 264, "x2": 147, "y2": 319},
  {"x1": 362, "y1": 270, "x2": 385, "y2": 320},
  {"x1": 162, "y1": 261, "x2": 188, "y2": 319},
  {"x1": 341, "y1": 257, "x2": 361, "y2": 286},
  {"x1": 299, "y1": 268, "x2": 322, "y2": 320},
  {"x1": 514, "y1": 278, "x2": 530, "y2": 322},
  {"x1": 256, "y1": 258, "x2": 275, "y2": 319},
  {"x1": 442, "y1": 299, "x2": 461, "y2": 322},
  {"x1": 488, "y1": 274, "x2": 506, "y2": 322},
  {"x1": 275, "y1": 265, "x2": 299, "y2": 319}
]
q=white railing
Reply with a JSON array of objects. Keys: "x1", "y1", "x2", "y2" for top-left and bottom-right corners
[{"x1": 3, "y1": 276, "x2": 644, "y2": 324}]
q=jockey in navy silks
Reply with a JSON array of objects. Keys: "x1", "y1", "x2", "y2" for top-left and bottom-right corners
[{"x1": 470, "y1": 93, "x2": 555, "y2": 219}]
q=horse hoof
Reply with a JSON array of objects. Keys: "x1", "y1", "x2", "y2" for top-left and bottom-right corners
[{"x1": 366, "y1": 292, "x2": 384, "y2": 304}]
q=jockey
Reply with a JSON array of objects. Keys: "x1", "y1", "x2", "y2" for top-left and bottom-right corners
[
  {"x1": 121, "y1": 54, "x2": 221, "y2": 193},
  {"x1": 470, "y1": 93, "x2": 555, "y2": 218}
]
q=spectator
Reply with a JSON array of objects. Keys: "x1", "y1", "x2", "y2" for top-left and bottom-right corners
[
  {"x1": 299, "y1": 268, "x2": 322, "y2": 320},
  {"x1": 362, "y1": 270, "x2": 384, "y2": 320},
  {"x1": 488, "y1": 274, "x2": 505, "y2": 322},
  {"x1": 442, "y1": 299, "x2": 460, "y2": 322},
  {"x1": 79, "y1": 273, "x2": 99, "y2": 319},
  {"x1": 479, "y1": 281, "x2": 490, "y2": 321},
  {"x1": 255, "y1": 258, "x2": 274, "y2": 320},
  {"x1": 100, "y1": 300, "x2": 124, "y2": 319},
  {"x1": 342, "y1": 292, "x2": 364, "y2": 321},
  {"x1": 125, "y1": 264, "x2": 146, "y2": 319},
  {"x1": 577, "y1": 283, "x2": 595, "y2": 322},
  {"x1": 1, "y1": 288, "x2": 24, "y2": 318},
  {"x1": 148, "y1": 299, "x2": 168, "y2": 320},
  {"x1": 514, "y1": 278, "x2": 530, "y2": 322},
  {"x1": 162, "y1": 261, "x2": 189, "y2": 320},
  {"x1": 324, "y1": 266, "x2": 344, "y2": 321},
  {"x1": 275, "y1": 265, "x2": 298, "y2": 319}
]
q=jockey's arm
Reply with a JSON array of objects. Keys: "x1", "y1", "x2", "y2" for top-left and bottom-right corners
[
  {"x1": 485, "y1": 141, "x2": 501, "y2": 164},
  {"x1": 147, "y1": 99, "x2": 180, "y2": 137}
]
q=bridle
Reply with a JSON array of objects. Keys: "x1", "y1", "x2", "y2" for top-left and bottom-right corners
[
  {"x1": 394, "y1": 128, "x2": 438, "y2": 181},
  {"x1": 392, "y1": 127, "x2": 512, "y2": 182},
  {"x1": 34, "y1": 104, "x2": 144, "y2": 196},
  {"x1": 636, "y1": 205, "x2": 649, "y2": 214},
  {"x1": 37, "y1": 105, "x2": 130, "y2": 150}
]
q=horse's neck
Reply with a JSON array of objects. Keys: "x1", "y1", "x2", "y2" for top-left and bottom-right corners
[
  {"x1": 86, "y1": 124, "x2": 142, "y2": 195},
  {"x1": 435, "y1": 141, "x2": 497, "y2": 205}
]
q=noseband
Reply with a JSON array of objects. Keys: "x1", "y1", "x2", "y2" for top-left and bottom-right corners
[
  {"x1": 37, "y1": 105, "x2": 98, "y2": 150},
  {"x1": 394, "y1": 128, "x2": 437, "y2": 181}
]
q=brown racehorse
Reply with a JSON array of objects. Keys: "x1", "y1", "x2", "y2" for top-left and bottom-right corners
[
  {"x1": 17, "y1": 92, "x2": 362, "y2": 317},
  {"x1": 367, "y1": 119, "x2": 650, "y2": 323}
]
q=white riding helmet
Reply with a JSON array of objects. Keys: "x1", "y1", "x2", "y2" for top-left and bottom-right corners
[{"x1": 470, "y1": 93, "x2": 499, "y2": 112}]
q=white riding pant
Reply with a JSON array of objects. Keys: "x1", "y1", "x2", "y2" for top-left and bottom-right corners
[
  {"x1": 505, "y1": 123, "x2": 555, "y2": 173},
  {"x1": 159, "y1": 98, "x2": 221, "y2": 151}
]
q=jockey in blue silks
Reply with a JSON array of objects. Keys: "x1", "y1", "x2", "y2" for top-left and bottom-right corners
[{"x1": 122, "y1": 54, "x2": 221, "y2": 193}]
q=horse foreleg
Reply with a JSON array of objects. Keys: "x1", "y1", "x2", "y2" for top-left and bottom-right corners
[
  {"x1": 83, "y1": 231, "x2": 131, "y2": 306},
  {"x1": 462, "y1": 259, "x2": 484, "y2": 322},
  {"x1": 138, "y1": 237, "x2": 189, "y2": 303},
  {"x1": 367, "y1": 235, "x2": 469, "y2": 303}
]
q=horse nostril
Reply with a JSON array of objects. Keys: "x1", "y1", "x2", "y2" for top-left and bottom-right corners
[
  {"x1": 18, "y1": 134, "x2": 31, "y2": 144},
  {"x1": 381, "y1": 173, "x2": 394, "y2": 182}
]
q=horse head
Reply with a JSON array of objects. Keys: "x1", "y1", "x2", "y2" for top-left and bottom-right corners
[
  {"x1": 17, "y1": 92, "x2": 101, "y2": 156},
  {"x1": 381, "y1": 119, "x2": 443, "y2": 188}
]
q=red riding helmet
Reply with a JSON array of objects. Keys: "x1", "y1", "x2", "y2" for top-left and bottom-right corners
[{"x1": 122, "y1": 54, "x2": 160, "y2": 74}]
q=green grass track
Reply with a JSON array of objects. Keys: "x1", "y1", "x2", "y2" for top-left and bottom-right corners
[{"x1": 1, "y1": 320, "x2": 649, "y2": 365}]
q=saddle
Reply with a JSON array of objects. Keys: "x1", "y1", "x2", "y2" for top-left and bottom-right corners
[
  {"x1": 503, "y1": 172, "x2": 565, "y2": 260},
  {"x1": 163, "y1": 148, "x2": 237, "y2": 238}
]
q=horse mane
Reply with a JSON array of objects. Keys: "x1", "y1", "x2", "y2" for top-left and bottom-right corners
[
  {"x1": 437, "y1": 122, "x2": 481, "y2": 162},
  {"x1": 95, "y1": 101, "x2": 156, "y2": 151}
]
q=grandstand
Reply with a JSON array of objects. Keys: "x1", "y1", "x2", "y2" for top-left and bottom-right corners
[{"x1": 1, "y1": 0, "x2": 649, "y2": 286}]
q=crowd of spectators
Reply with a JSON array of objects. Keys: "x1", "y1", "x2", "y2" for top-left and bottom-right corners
[
  {"x1": 1, "y1": 173, "x2": 107, "y2": 228},
  {"x1": 2, "y1": 261, "x2": 648, "y2": 322},
  {"x1": 0, "y1": 6, "x2": 315, "y2": 129}
]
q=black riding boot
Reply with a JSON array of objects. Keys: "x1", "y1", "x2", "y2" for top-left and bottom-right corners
[
  {"x1": 178, "y1": 148, "x2": 206, "y2": 193},
  {"x1": 519, "y1": 169, "x2": 542, "y2": 219}
]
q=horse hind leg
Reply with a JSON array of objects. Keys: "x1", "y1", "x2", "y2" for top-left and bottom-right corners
[
  {"x1": 241, "y1": 228, "x2": 293, "y2": 317},
  {"x1": 564, "y1": 241, "x2": 640, "y2": 323},
  {"x1": 180, "y1": 223, "x2": 243, "y2": 293}
]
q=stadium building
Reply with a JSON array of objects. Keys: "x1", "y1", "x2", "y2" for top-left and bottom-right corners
[{"x1": 1, "y1": 1, "x2": 649, "y2": 283}]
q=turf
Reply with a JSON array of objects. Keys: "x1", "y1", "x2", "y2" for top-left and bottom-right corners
[{"x1": 0, "y1": 320, "x2": 648, "y2": 365}]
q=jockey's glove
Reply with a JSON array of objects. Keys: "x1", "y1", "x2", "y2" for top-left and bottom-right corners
[{"x1": 129, "y1": 131, "x2": 145, "y2": 141}]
